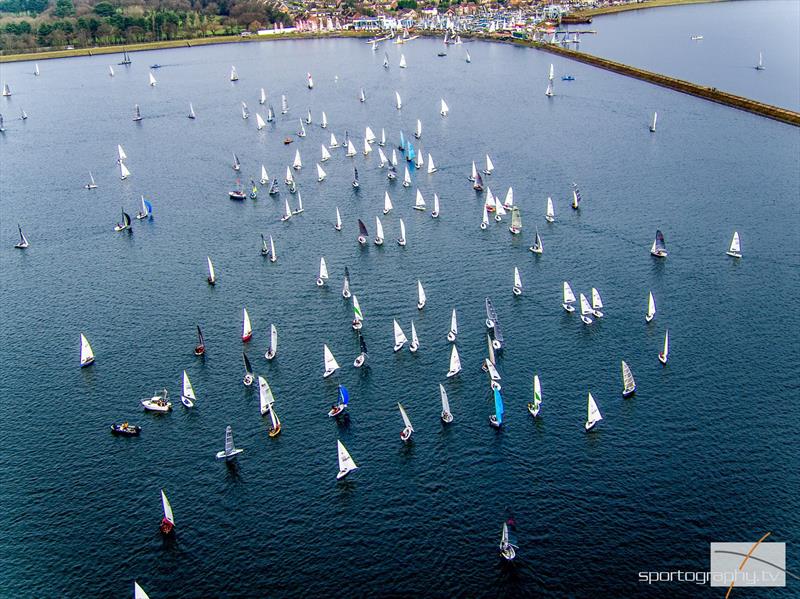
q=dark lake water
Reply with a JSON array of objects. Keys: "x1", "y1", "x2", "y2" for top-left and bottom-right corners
[
  {"x1": 1, "y1": 31, "x2": 798, "y2": 597},
  {"x1": 571, "y1": 0, "x2": 800, "y2": 111}
]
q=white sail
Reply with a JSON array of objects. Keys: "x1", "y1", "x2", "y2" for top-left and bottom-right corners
[
  {"x1": 440, "y1": 98, "x2": 449, "y2": 116},
  {"x1": 363, "y1": 138, "x2": 372, "y2": 155},
  {"x1": 319, "y1": 257, "x2": 329, "y2": 280},
  {"x1": 260, "y1": 87, "x2": 266, "y2": 104},
  {"x1": 449, "y1": 309, "x2": 458, "y2": 337},
  {"x1": 398, "y1": 219, "x2": 407, "y2": 245},
  {"x1": 646, "y1": 291, "x2": 656, "y2": 321},
  {"x1": 415, "y1": 150, "x2": 423, "y2": 170},
  {"x1": 365, "y1": 126, "x2": 376, "y2": 142},
  {"x1": 316, "y1": 163, "x2": 327, "y2": 182},
  {"x1": 403, "y1": 166, "x2": 412, "y2": 187},
  {"x1": 661, "y1": 329, "x2": 670, "y2": 362},
  {"x1": 323, "y1": 344, "x2": 340, "y2": 376},
  {"x1": 392, "y1": 149, "x2": 398, "y2": 166},
  {"x1": 447, "y1": 344, "x2": 462, "y2": 376},
  {"x1": 416, "y1": 280, "x2": 427, "y2": 308},
  {"x1": 182, "y1": 370, "x2": 196, "y2": 403},
  {"x1": 260, "y1": 165, "x2": 268, "y2": 184},
  {"x1": 563, "y1": 282, "x2": 576, "y2": 304},
  {"x1": 108, "y1": 65, "x2": 115, "y2": 76},
  {"x1": 337, "y1": 440, "x2": 358, "y2": 479},
  {"x1": 414, "y1": 189, "x2": 426, "y2": 210},
  {"x1": 230, "y1": 65, "x2": 238, "y2": 81},
  {"x1": 439, "y1": 384, "x2": 451, "y2": 415},
  {"x1": 432, "y1": 193, "x2": 440, "y2": 216},
  {"x1": 268, "y1": 324, "x2": 277, "y2": 357},
  {"x1": 415, "y1": 119, "x2": 422, "y2": 138},
  {"x1": 378, "y1": 147, "x2": 388, "y2": 167},
  {"x1": 352, "y1": 295, "x2": 362, "y2": 322},
  {"x1": 259, "y1": 375, "x2": 275, "y2": 415},
  {"x1": 548, "y1": 63, "x2": 554, "y2": 81},
  {"x1": 650, "y1": 111, "x2": 658, "y2": 132},
  {"x1": 242, "y1": 307, "x2": 252, "y2": 339},
  {"x1": 207, "y1": 256, "x2": 215, "y2": 283},
  {"x1": 410, "y1": 321, "x2": 419, "y2": 349},
  {"x1": 393, "y1": 319, "x2": 408, "y2": 348},
  {"x1": 531, "y1": 374, "x2": 542, "y2": 414},
  {"x1": 375, "y1": 216, "x2": 384, "y2": 243},
  {"x1": 580, "y1": 293, "x2": 593, "y2": 316},
  {"x1": 321, "y1": 145, "x2": 331, "y2": 162},
  {"x1": 503, "y1": 187, "x2": 514, "y2": 210},
  {"x1": 119, "y1": 162, "x2": 130, "y2": 180},
  {"x1": 398, "y1": 403, "x2": 413, "y2": 430},
  {"x1": 384, "y1": 191, "x2": 393, "y2": 213},
  {"x1": 395, "y1": 91, "x2": 402, "y2": 110},
  {"x1": 496, "y1": 201, "x2": 507, "y2": 218},
  {"x1": 514, "y1": 267, "x2": 522, "y2": 290},
  {"x1": 486, "y1": 333, "x2": 496, "y2": 366},
  {"x1": 293, "y1": 149, "x2": 302, "y2": 170},
  {"x1": 282, "y1": 198, "x2": 292, "y2": 220},
  {"x1": 329, "y1": 132, "x2": 339, "y2": 147},
  {"x1": 586, "y1": 393, "x2": 603, "y2": 429},
  {"x1": 546, "y1": 197, "x2": 555, "y2": 221},
  {"x1": 481, "y1": 205, "x2": 489, "y2": 228},
  {"x1": 727, "y1": 231, "x2": 741, "y2": 257},
  {"x1": 117, "y1": 144, "x2": 127, "y2": 162},
  {"x1": 307, "y1": 72, "x2": 314, "y2": 89},
  {"x1": 621, "y1": 361, "x2": 636, "y2": 394},
  {"x1": 269, "y1": 236, "x2": 276, "y2": 261},
  {"x1": 380, "y1": 128, "x2": 386, "y2": 146},
  {"x1": 335, "y1": 207, "x2": 342, "y2": 230},
  {"x1": 346, "y1": 139, "x2": 357, "y2": 157},
  {"x1": 134, "y1": 581, "x2": 150, "y2": 599},
  {"x1": 470, "y1": 161, "x2": 477, "y2": 181},
  {"x1": 427, "y1": 154, "x2": 436, "y2": 174},
  {"x1": 161, "y1": 489, "x2": 174, "y2": 525},
  {"x1": 485, "y1": 154, "x2": 494, "y2": 174},
  {"x1": 399, "y1": 54, "x2": 407, "y2": 68},
  {"x1": 256, "y1": 113, "x2": 266, "y2": 130},
  {"x1": 485, "y1": 359, "x2": 501, "y2": 382},
  {"x1": 79, "y1": 333, "x2": 94, "y2": 366},
  {"x1": 149, "y1": 72, "x2": 157, "y2": 86},
  {"x1": 592, "y1": 288, "x2": 603, "y2": 310}
]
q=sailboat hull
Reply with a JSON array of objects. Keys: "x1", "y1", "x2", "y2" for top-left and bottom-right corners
[
  {"x1": 353, "y1": 353, "x2": 366, "y2": 368},
  {"x1": 441, "y1": 411, "x2": 453, "y2": 423},
  {"x1": 726, "y1": 251, "x2": 742, "y2": 258},
  {"x1": 80, "y1": 358, "x2": 94, "y2": 367},
  {"x1": 658, "y1": 353, "x2": 668, "y2": 365},
  {"x1": 243, "y1": 374, "x2": 254, "y2": 386},
  {"x1": 180, "y1": 396, "x2": 195, "y2": 408},
  {"x1": 513, "y1": 286, "x2": 522, "y2": 296},
  {"x1": 527, "y1": 403, "x2": 540, "y2": 417},
  {"x1": 622, "y1": 386, "x2": 636, "y2": 398}
]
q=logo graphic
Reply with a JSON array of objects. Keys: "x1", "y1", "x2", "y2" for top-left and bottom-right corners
[{"x1": 710, "y1": 532, "x2": 796, "y2": 596}]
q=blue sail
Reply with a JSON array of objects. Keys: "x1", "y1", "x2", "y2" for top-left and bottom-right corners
[
  {"x1": 407, "y1": 143, "x2": 416, "y2": 162},
  {"x1": 144, "y1": 200, "x2": 153, "y2": 215},
  {"x1": 338, "y1": 385, "x2": 349, "y2": 405},
  {"x1": 493, "y1": 388, "x2": 504, "y2": 424}
]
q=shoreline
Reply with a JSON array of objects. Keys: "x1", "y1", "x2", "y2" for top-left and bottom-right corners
[{"x1": 574, "y1": 0, "x2": 727, "y2": 18}]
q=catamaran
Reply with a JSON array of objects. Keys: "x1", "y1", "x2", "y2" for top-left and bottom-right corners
[
  {"x1": 649, "y1": 111, "x2": 658, "y2": 132},
  {"x1": 114, "y1": 209, "x2": 132, "y2": 231},
  {"x1": 354, "y1": 332, "x2": 368, "y2": 368},
  {"x1": 447, "y1": 309, "x2": 458, "y2": 342},
  {"x1": 509, "y1": 206, "x2": 522, "y2": 234},
  {"x1": 160, "y1": 489, "x2": 175, "y2": 535},
  {"x1": 337, "y1": 440, "x2": 358, "y2": 479},
  {"x1": 206, "y1": 256, "x2": 216, "y2": 285},
  {"x1": 258, "y1": 375, "x2": 275, "y2": 416},
  {"x1": 79, "y1": 333, "x2": 95, "y2": 367},
  {"x1": 180, "y1": 370, "x2": 196, "y2": 408},
  {"x1": 398, "y1": 403, "x2": 414, "y2": 441},
  {"x1": 393, "y1": 319, "x2": 408, "y2": 352},
  {"x1": 85, "y1": 172, "x2": 98, "y2": 190},
  {"x1": 563, "y1": 281, "x2": 576, "y2": 312},
  {"x1": 14, "y1": 224, "x2": 29, "y2": 249},
  {"x1": 132, "y1": 104, "x2": 143, "y2": 122},
  {"x1": 216, "y1": 425, "x2": 245, "y2": 460},
  {"x1": 230, "y1": 66, "x2": 239, "y2": 81},
  {"x1": 621, "y1": 361, "x2": 636, "y2": 397},
  {"x1": 439, "y1": 384, "x2": 453, "y2": 423},
  {"x1": 500, "y1": 521, "x2": 517, "y2": 560},
  {"x1": 546, "y1": 197, "x2": 555, "y2": 222},
  {"x1": 571, "y1": 183, "x2": 581, "y2": 209},
  {"x1": 317, "y1": 257, "x2": 329, "y2": 287},
  {"x1": 142, "y1": 389, "x2": 171, "y2": 412},
  {"x1": 726, "y1": 231, "x2": 742, "y2": 258},
  {"x1": 513, "y1": 267, "x2": 523, "y2": 296},
  {"x1": 646, "y1": 291, "x2": 656, "y2": 323},
  {"x1": 397, "y1": 219, "x2": 407, "y2": 246},
  {"x1": 135, "y1": 196, "x2": 152, "y2": 220},
  {"x1": 328, "y1": 384, "x2": 349, "y2": 417},
  {"x1": 409, "y1": 321, "x2": 420, "y2": 353},
  {"x1": 650, "y1": 229, "x2": 668, "y2": 257},
  {"x1": 323, "y1": 344, "x2": 340, "y2": 378},
  {"x1": 482, "y1": 154, "x2": 494, "y2": 175},
  {"x1": 585, "y1": 392, "x2": 603, "y2": 431},
  {"x1": 446, "y1": 344, "x2": 462, "y2": 377},
  {"x1": 529, "y1": 227, "x2": 543, "y2": 254},
  {"x1": 659, "y1": 329, "x2": 670, "y2": 364},
  {"x1": 264, "y1": 324, "x2": 277, "y2": 360},
  {"x1": 194, "y1": 325, "x2": 205, "y2": 356},
  {"x1": 489, "y1": 388, "x2": 505, "y2": 428},
  {"x1": 357, "y1": 219, "x2": 368, "y2": 245},
  {"x1": 242, "y1": 352, "x2": 254, "y2": 386},
  {"x1": 242, "y1": 307, "x2": 252, "y2": 342},
  {"x1": 591, "y1": 288, "x2": 604, "y2": 317},
  {"x1": 579, "y1": 293, "x2": 594, "y2": 325},
  {"x1": 528, "y1": 374, "x2": 542, "y2": 417}
]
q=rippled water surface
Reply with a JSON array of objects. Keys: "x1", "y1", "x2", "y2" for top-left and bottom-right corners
[{"x1": 0, "y1": 32, "x2": 798, "y2": 598}]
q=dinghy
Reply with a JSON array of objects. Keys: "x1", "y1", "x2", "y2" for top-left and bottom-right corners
[
  {"x1": 486, "y1": 359, "x2": 502, "y2": 391},
  {"x1": 329, "y1": 132, "x2": 340, "y2": 148},
  {"x1": 117, "y1": 144, "x2": 127, "y2": 163},
  {"x1": 432, "y1": 193, "x2": 440, "y2": 218},
  {"x1": 216, "y1": 425, "x2": 245, "y2": 460},
  {"x1": 260, "y1": 88, "x2": 266, "y2": 104},
  {"x1": 316, "y1": 163, "x2": 327, "y2": 182},
  {"x1": 585, "y1": 392, "x2": 603, "y2": 431},
  {"x1": 363, "y1": 138, "x2": 373, "y2": 156},
  {"x1": 293, "y1": 194, "x2": 304, "y2": 215},
  {"x1": 148, "y1": 72, "x2": 157, "y2": 86},
  {"x1": 388, "y1": 165, "x2": 397, "y2": 180},
  {"x1": 232, "y1": 153, "x2": 241, "y2": 171},
  {"x1": 259, "y1": 165, "x2": 269, "y2": 186},
  {"x1": 403, "y1": 165, "x2": 412, "y2": 188},
  {"x1": 489, "y1": 388, "x2": 505, "y2": 427},
  {"x1": 414, "y1": 119, "x2": 422, "y2": 140},
  {"x1": 142, "y1": 389, "x2": 171, "y2": 412},
  {"x1": 482, "y1": 155, "x2": 494, "y2": 176},
  {"x1": 188, "y1": 103, "x2": 196, "y2": 119},
  {"x1": 395, "y1": 91, "x2": 402, "y2": 110},
  {"x1": 440, "y1": 98, "x2": 449, "y2": 117},
  {"x1": 242, "y1": 308, "x2": 252, "y2": 342},
  {"x1": 194, "y1": 325, "x2": 205, "y2": 356},
  {"x1": 337, "y1": 440, "x2": 358, "y2": 479},
  {"x1": 298, "y1": 120, "x2": 306, "y2": 137},
  {"x1": 359, "y1": 88, "x2": 366, "y2": 103},
  {"x1": 268, "y1": 235, "x2": 277, "y2": 263},
  {"x1": 650, "y1": 229, "x2": 668, "y2": 257},
  {"x1": 307, "y1": 72, "x2": 314, "y2": 89},
  {"x1": 409, "y1": 321, "x2": 419, "y2": 353},
  {"x1": 365, "y1": 126, "x2": 376, "y2": 143},
  {"x1": 509, "y1": 207, "x2": 522, "y2": 234},
  {"x1": 579, "y1": 293, "x2": 594, "y2": 325},
  {"x1": 447, "y1": 309, "x2": 458, "y2": 342},
  {"x1": 513, "y1": 267, "x2": 523, "y2": 296},
  {"x1": 267, "y1": 105, "x2": 275, "y2": 121},
  {"x1": 230, "y1": 66, "x2": 238, "y2": 82},
  {"x1": 383, "y1": 192, "x2": 393, "y2": 214},
  {"x1": 268, "y1": 178, "x2": 279, "y2": 196},
  {"x1": 465, "y1": 49, "x2": 472, "y2": 63},
  {"x1": 473, "y1": 172, "x2": 484, "y2": 192},
  {"x1": 546, "y1": 197, "x2": 555, "y2": 222},
  {"x1": 267, "y1": 404, "x2": 281, "y2": 437},
  {"x1": 258, "y1": 375, "x2": 275, "y2": 415},
  {"x1": 649, "y1": 111, "x2": 657, "y2": 132},
  {"x1": 380, "y1": 128, "x2": 386, "y2": 147},
  {"x1": 384, "y1": 52, "x2": 390, "y2": 68},
  {"x1": 180, "y1": 371, "x2": 196, "y2": 408},
  {"x1": 292, "y1": 149, "x2": 302, "y2": 171},
  {"x1": 79, "y1": 333, "x2": 95, "y2": 367},
  {"x1": 659, "y1": 329, "x2": 670, "y2": 365},
  {"x1": 14, "y1": 224, "x2": 29, "y2": 249},
  {"x1": 346, "y1": 139, "x2": 357, "y2": 157},
  {"x1": 416, "y1": 280, "x2": 427, "y2": 309},
  {"x1": 562, "y1": 282, "x2": 576, "y2": 312},
  {"x1": 280, "y1": 198, "x2": 292, "y2": 222},
  {"x1": 135, "y1": 196, "x2": 152, "y2": 220},
  {"x1": 397, "y1": 219, "x2": 407, "y2": 246},
  {"x1": 323, "y1": 344, "x2": 340, "y2": 378},
  {"x1": 242, "y1": 352, "x2": 254, "y2": 386},
  {"x1": 440, "y1": 384, "x2": 453, "y2": 423},
  {"x1": 119, "y1": 162, "x2": 130, "y2": 180},
  {"x1": 85, "y1": 172, "x2": 98, "y2": 190},
  {"x1": 446, "y1": 344, "x2": 462, "y2": 377},
  {"x1": 755, "y1": 52, "x2": 765, "y2": 70},
  {"x1": 726, "y1": 231, "x2": 742, "y2": 258},
  {"x1": 357, "y1": 219, "x2": 368, "y2": 245},
  {"x1": 427, "y1": 154, "x2": 437, "y2": 175},
  {"x1": 328, "y1": 384, "x2": 349, "y2": 417},
  {"x1": 342, "y1": 268, "x2": 352, "y2": 299},
  {"x1": 114, "y1": 209, "x2": 132, "y2": 231},
  {"x1": 529, "y1": 227, "x2": 543, "y2": 254},
  {"x1": 571, "y1": 183, "x2": 581, "y2": 209},
  {"x1": 398, "y1": 403, "x2": 414, "y2": 441},
  {"x1": 132, "y1": 104, "x2": 143, "y2": 122},
  {"x1": 354, "y1": 333, "x2": 368, "y2": 368},
  {"x1": 378, "y1": 147, "x2": 388, "y2": 168},
  {"x1": 229, "y1": 179, "x2": 246, "y2": 200},
  {"x1": 621, "y1": 361, "x2": 636, "y2": 397},
  {"x1": 320, "y1": 144, "x2": 331, "y2": 163},
  {"x1": 256, "y1": 113, "x2": 266, "y2": 130},
  {"x1": 399, "y1": 54, "x2": 407, "y2": 68},
  {"x1": 352, "y1": 166, "x2": 360, "y2": 188},
  {"x1": 206, "y1": 256, "x2": 216, "y2": 285},
  {"x1": 108, "y1": 65, "x2": 115, "y2": 77},
  {"x1": 335, "y1": 208, "x2": 342, "y2": 232},
  {"x1": 264, "y1": 324, "x2": 277, "y2": 360},
  {"x1": 320, "y1": 111, "x2": 328, "y2": 128},
  {"x1": 281, "y1": 94, "x2": 288, "y2": 114},
  {"x1": 34, "y1": 63, "x2": 39, "y2": 76},
  {"x1": 500, "y1": 522, "x2": 517, "y2": 560},
  {"x1": 646, "y1": 291, "x2": 656, "y2": 323},
  {"x1": 414, "y1": 189, "x2": 426, "y2": 211},
  {"x1": 160, "y1": 490, "x2": 175, "y2": 535},
  {"x1": 317, "y1": 257, "x2": 329, "y2": 287},
  {"x1": 480, "y1": 205, "x2": 489, "y2": 230},
  {"x1": 527, "y1": 374, "x2": 542, "y2": 417},
  {"x1": 591, "y1": 288, "x2": 604, "y2": 317},
  {"x1": 393, "y1": 319, "x2": 408, "y2": 352},
  {"x1": 372, "y1": 217, "x2": 384, "y2": 246},
  {"x1": 241, "y1": 102, "x2": 249, "y2": 119},
  {"x1": 111, "y1": 422, "x2": 141, "y2": 436}
]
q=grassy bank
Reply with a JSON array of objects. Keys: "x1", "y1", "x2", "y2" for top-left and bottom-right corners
[
  {"x1": 0, "y1": 30, "x2": 373, "y2": 63},
  {"x1": 574, "y1": 0, "x2": 726, "y2": 18}
]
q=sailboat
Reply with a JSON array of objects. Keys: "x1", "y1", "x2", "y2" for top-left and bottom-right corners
[
  {"x1": 590, "y1": 288, "x2": 604, "y2": 317},
  {"x1": 323, "y1": 344, "x2": 340, "y2": 378},
  {"x1": 371, "y1": 216, "x2": 384, "y2": 246},
  {"x1": 446, "y1": 345, "x2": 462, "y2": 377},
  {"x1": 431, "y1": 193, "x2": 440, "y2": 218},
  {"x1": 659, "y1": 329, "x2": 670, "y2": 364},
  {"x1": 260, "y1": 88, "x2": 266, "y2": 104},
  {"x1": 114, "y1": 209, "x2": 132, "y2": 231},
  {"x1": 469, "y1": 161, "x2": 477, "y2": 182},
  {"x1": 415, "y1": 280, "x2": 427, "y2": 310},
  {"x1": 84, "y1": 172, "x2": 97, "y2": 190},
  {"x1": 267, "y1": 105, "x2": 275, "y2": 121},
  {"x1": 365, "y1": 126, "x2": 376, "y2": 143},
  {"x1": 650, "y1": 229, "x2": 668, "y2": 257},
  {"x1": 363, "y1": 138, "x2": 372, "y2": 156},
  {"x1": 427, "y1": 154, "x2": 437, "y2": 175},
  {"x1": 529, "y1": 227, "x2": 543, "y2": 254},
  {"x1": 359, "y1": 88, "x2": 366, "y2": 103},
  {"x1": 306, "y1": 72, "x2": 314, "y2": 89},
  {"x1": 342, "y1": 268, "x2": 352, "y2": 300},
  {"x1": 346, "y1": 139, "x2": 357, "y2": 157},
  {"x1": 108, "y1": 65, "x2": 115, "y2": 77},
  {"x1": 119, "y1": 162, "x2": 130, "y2": 180},
  {"x1": 264, "y1": 324, "x2": 277, "y2": 360},
  {"x1": 314, "y1": 162, "x2": 327, "y2": 182},
  {"x1": 579, "y1": 293, "x2": 594, "y2": 325},
  {"x1": 378, "y1": 147, "x2": 388, "y2": 168},
  {"x1": 292, "y1": 149, "x2": 302, "y2": 171},
  {"x1": 132, "y1": 104, "x2": 143, "y2": 122},
  {"x1": 649, "y1": 111, "x2": 658, "y2": 132},
  {"x1": 646, "y1": 291, "x2": 656, "y2": 323},
  {"x1": 438, "y1": 384, "x2": 454, "y2": 423},
  {"x1": 354, "y1": 332, "x2": 368, "y2": 368},
  {"x1": 216, "y1": 425, "x2": 245, "y2": 460},
  {"x1": 447, "y1": 309, "x2": 458, "y2": 342},
  {"x1": 571, "y1": 183, "x2": 581, "y2": 209},
  {"x1": 232, "y1": 153, "x2": 241, "y2": 171},
  {"x1": 395, "y1": 91, "x2": 402, "y2": 110},
  {"x1": 328, "y1": 384, "x2": 349, "y2": 417},
  {"x1": 380, "y1": 128, "x2": 386, "y2": 147},
  {"x1": 465, "y1": 49, "x2": 472, "y2": 63},
  {"x1": 585, "y1": 393, "x2": 603, "y2": 431},
  {"x1": 393, "y1": 319, "x2": 408, "y2": 352},
  {"x1": 256, "y1": 112, "x2": 266, "y2": 130},
  {"x1": 148, "y1": 72, "x2": 157, "y2": 87},
  {"x1": 118, "y1": 49, "x2": 132, "y2": 65},
  {"x1": 402, "y1": 165, "x2": 412, "y2": 188},
  {"x1": 281, "y1": 198, "x2": 292, "y2": 222},
  {"x1": 240, "y1": 102, "x2": 249, "y2": 120},
  {"x1": 293, "y1": 194, "x2": 304, "y2": 215},
  {"x1": 320, "y1": 111, "x2": 328, "y2": 128},
  {"x1": 562, "y1": 281, "x2": 576, "y2": 312},
  {"x1": 383, "y1": 191, "x2": 394, "y2": 215},
  {"x1": 319, "y1": 145, "x2": 331, "y2": 165},
  {"x1": 415, "y1": 119, "x2": 422, "y2": 140},
  {"x1": 509, "y1": 206, "x2": 522, "y2": 234},
  {"x1": 409, "y1": 321, "x2": 420, "y2": 353},
  {"x1": 258, "y1": 375, "x2": 274, "y2": 415},
  {"x1": 513, "y1": 267, "x2": 523, "y2": 296},
  {"x1": 194, "y1": 325, "x2": 205, "y2": 356},
  {"x1": 141, "y1": 388, "x2": 171, "y2": 412},
  {"x1": 242, "y1": 352, "x2": 254, "y2": 386},
  {"x1": 34, "y1": 63, "x2": 39, "y2": 76},
  {"x1": 397, "y1": 219, "x2": 407, "y2": 246},
  {"x1": 160, "y1": 489, "x2": 175, "y2": 535},
  {"x1": 298, "y1": 120, "x2": 307, "y2": 137},
  {"x1": 357, "y1": 219, "x2": 368, "y2": 245},
  {"x1": 489, "y1": 387, "x2": 505, "y2": 428},
  {"x1": 228, "y1": 65, "x2": 239, "y2": 81},
  {"x1": 384, "y1": 52, "x2": 390, "y2": 68},
  {"x1": 258, "y1": 165, "x2": 268, "y2": 186},
  {"x1": 399, "y1": 54, "x2": 407, "y2": 68},
  {"x1": 117, "y1": 144, "x2": 127, "y2": 163},
  {"x1": 482, "y1": 154, "x2": 494, "y2": 175},
  {"x1": 544, "y1": 196, "x2": 555, "y2": 222},
  {"x1": 79, "y1": 333, "x2": 95, "y2": 367},
  {"x1": 14, "y1": 224, "x2": 29, "y2": 249},
  {"x1": 726, "y1": 231, "x2": 742, "y2": 258},
  {"x1": 480, "y1": 205, "x2": 489, "y2": 230},
  {"x1": 503, "y1": 187, "x2": 514, "y2": 211},
  {"x1": 440, "y1": 98, "x2": 449, "y2": 117},
  {"x1": 334, "y1": 207, "x2": 343, "y2": 232},
  {"x1": 500, "y1": 522, "x2": 517, "y2": 560},
  {"x1": 755, "y1": 52, "x2": 765, "y2": 70},
  {"x1": 268, "y1": 235, "x2": 277, "y2": 263},
  {"x1": 545, "y1": 63, "x2": 554, "y2": 97},
  {"x1": 242, "y1": 307, "x2": 252, "y2": 342},
  {"x1": 188, "y1": 103, "x2": 196, "y2": 119},
  {"x1": 281, "y1": 94, "x2": 288, "y2": 114},
  {"x1": 528, "y1": 374, "x2": 542, "y2": 417},
  {"x1": 134, "y1": 581, "x2": 150, "y2": 599},
  {"x1": 413, "y1": 189, "x2": 426, "y2": 212},
  {"x1": 206, "y1": 256, "x2": 216, "y2": 285},
  {"x1": 334, "y1": 440, "x2": 359, "y2": 480},
  {"x1": 317, "y1": 257, "x2": 329, "y2": 287},
  {"x1": 135, "y1": 196, "x2": 152, "y2": 220},
  {"x1": 473, "y1": 171, "x2": 484, "y2": 192},
  {"x1": 398, "y1": 403, "x2": 414, "y2": 442},
  {"x1": 352, "y1": 166, "x2": 360, "y2": 189},
  {"x1": 180, "y1": 371, "x2": 196, "y2": 408},
  {"x1": 621, "y1": 361, "x2": 636, "y2": 397}
]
